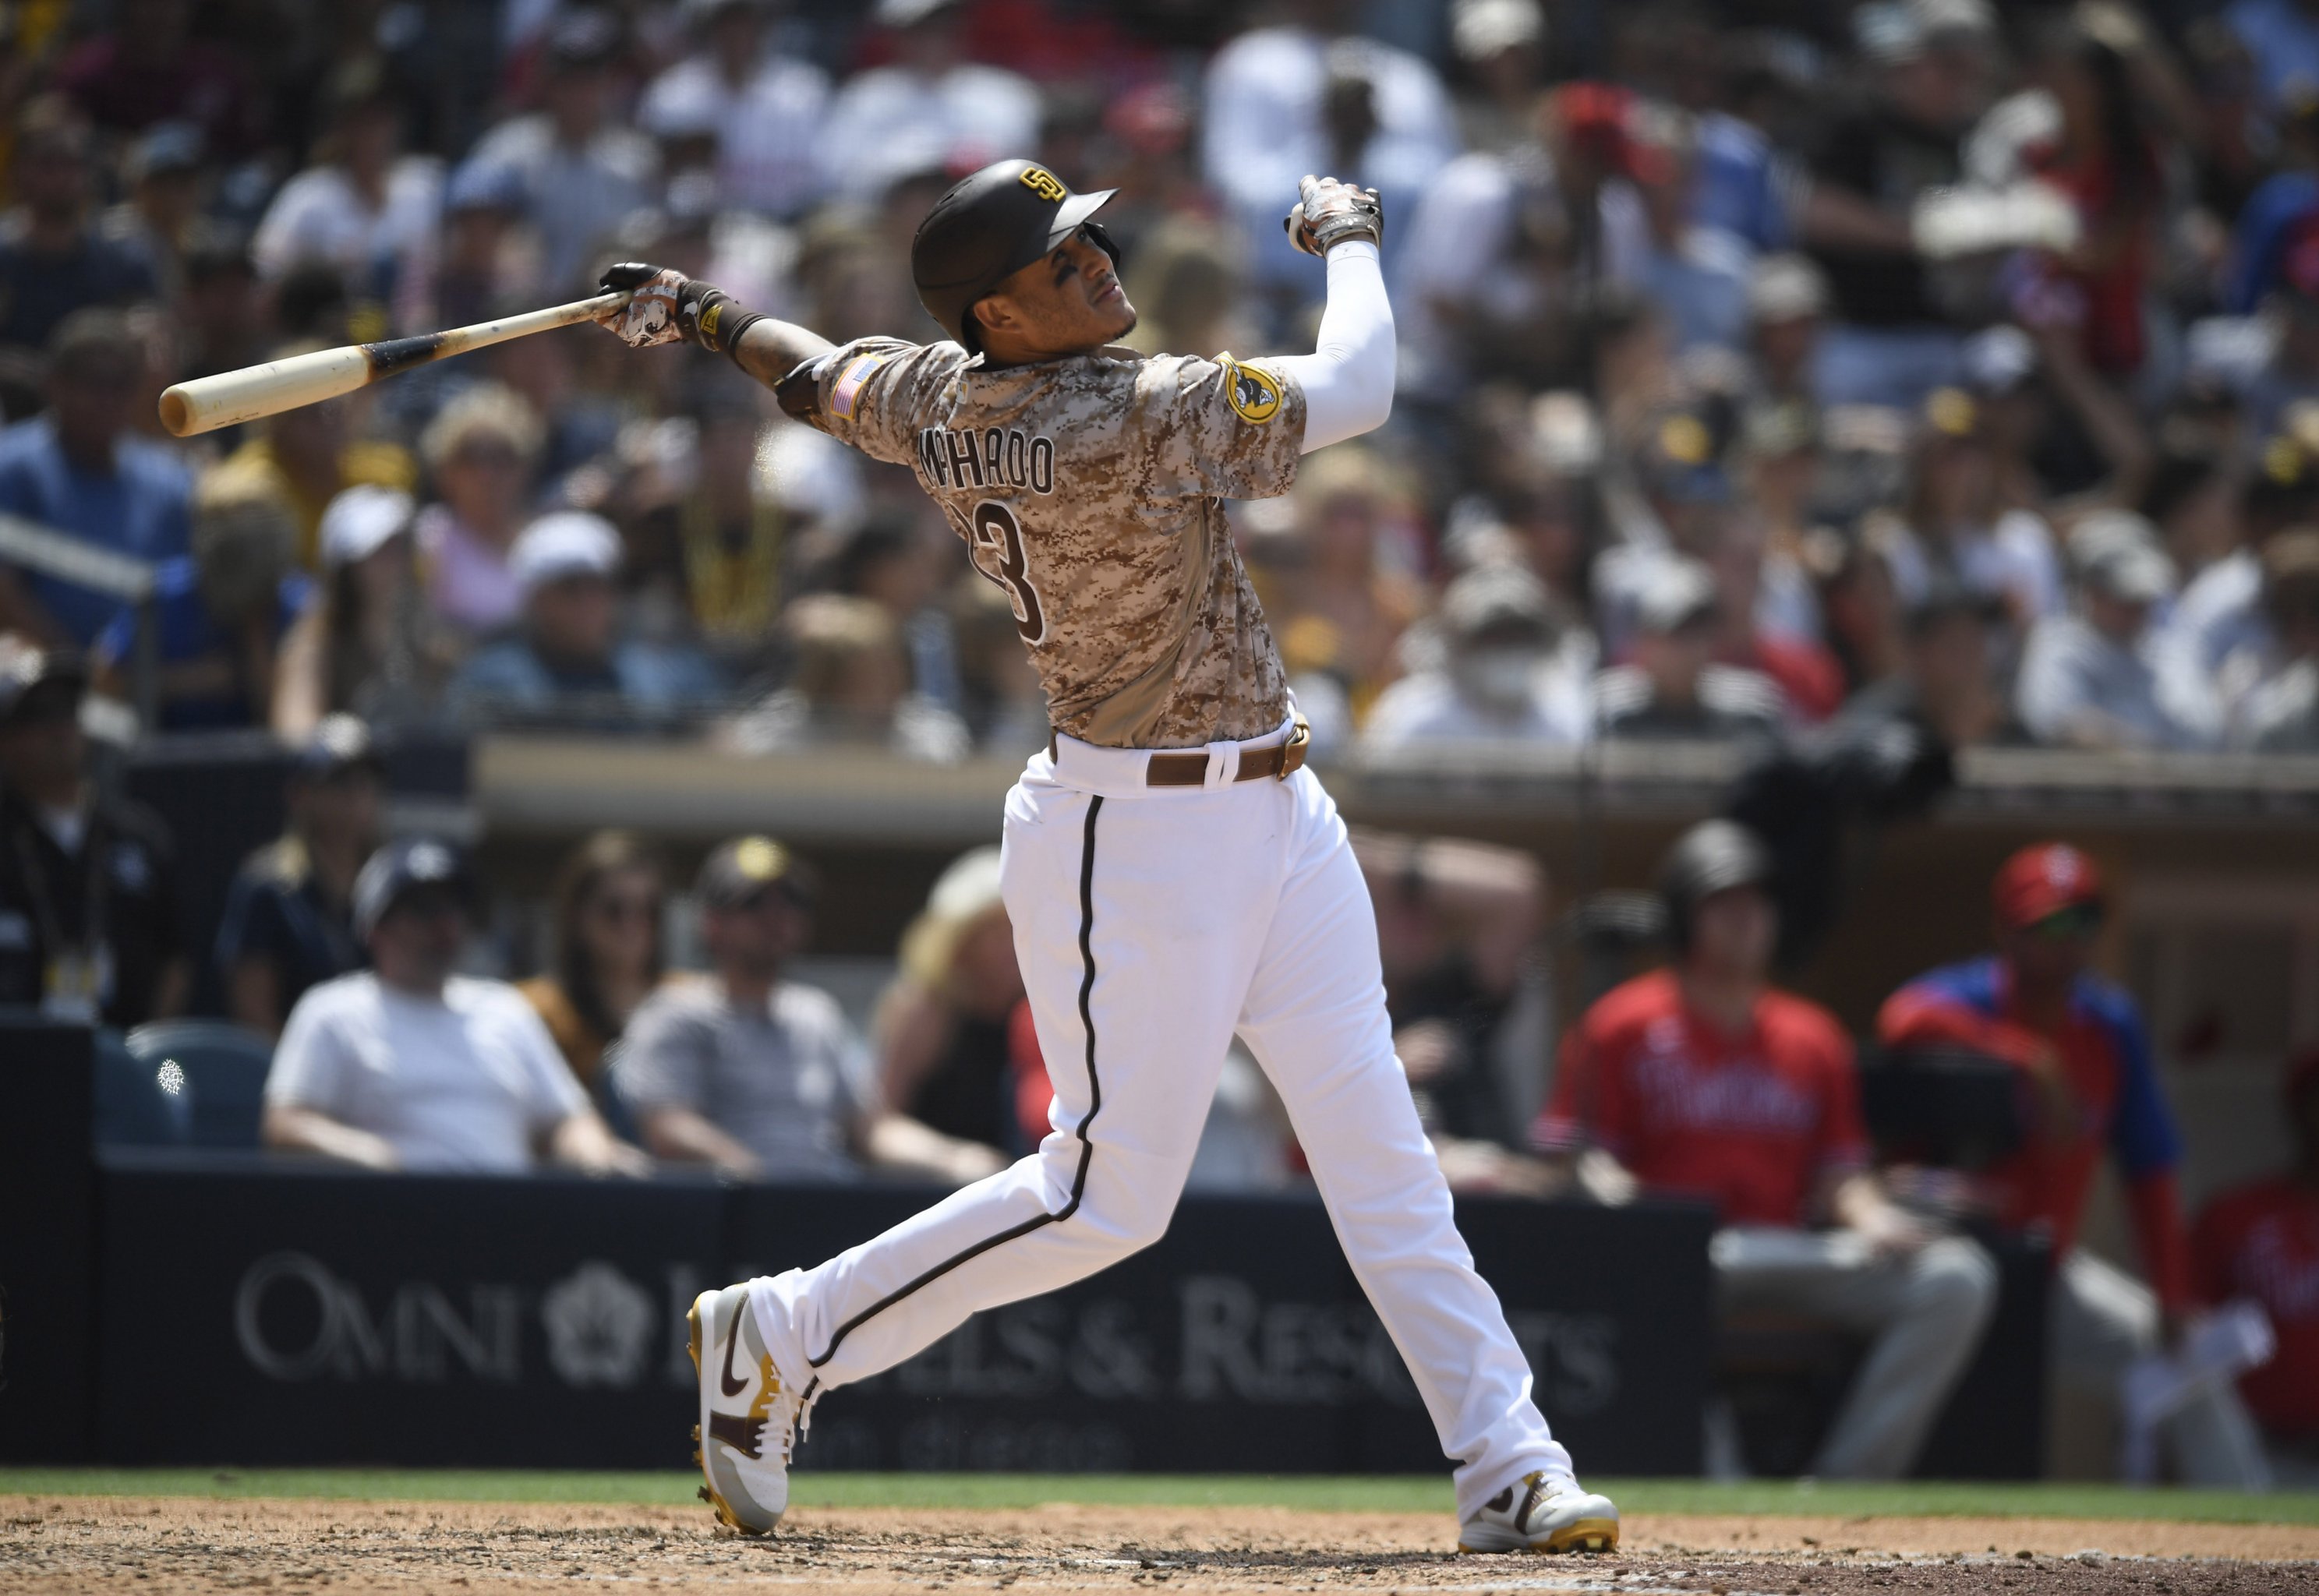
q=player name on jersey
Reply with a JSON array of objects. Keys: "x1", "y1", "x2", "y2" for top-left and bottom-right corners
[{"x1": 916, "y1": 425, "x2": 1057, "y2": 495}]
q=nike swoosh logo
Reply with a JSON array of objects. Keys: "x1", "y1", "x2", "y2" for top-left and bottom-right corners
[{"x1": 719, "y1": 1308, "x2": 749, "y2": 1399}]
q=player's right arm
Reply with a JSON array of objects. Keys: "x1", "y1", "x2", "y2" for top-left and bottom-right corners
[{"x1": 1271, "y1": 175, "x2": 1395, "y2": 454}]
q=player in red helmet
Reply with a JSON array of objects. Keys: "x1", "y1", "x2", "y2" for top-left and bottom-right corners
[{"x1": 1879, "y1": 842, "x2": 2270, "y2": 1485}]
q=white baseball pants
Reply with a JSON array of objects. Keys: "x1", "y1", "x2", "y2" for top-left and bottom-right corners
[{"x1": 748, "y1": 720, "x2": 1575, "y2": 1515}]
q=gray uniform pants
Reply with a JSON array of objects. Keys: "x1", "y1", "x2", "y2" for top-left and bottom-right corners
[
  {"x1": 1713, "y1": 1225, "x2": 1999, "y2": 1480},
  {"x1": 2049, "y1": 1248, "x2": 2271, "y2": 1488}
]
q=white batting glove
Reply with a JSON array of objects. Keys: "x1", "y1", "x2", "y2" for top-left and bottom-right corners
[{"x1": 1284, "y1": 174, "x2": 1384, "y2": 256}]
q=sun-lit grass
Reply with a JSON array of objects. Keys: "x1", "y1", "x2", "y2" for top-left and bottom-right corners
[{"x1": 0, "y1": 1469, "x2": 2313, "y2": 1524}]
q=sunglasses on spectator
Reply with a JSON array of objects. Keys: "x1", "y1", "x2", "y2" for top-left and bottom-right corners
[{"x1": 2025, "y1": 905, "x2": 2104, "y2": 942}]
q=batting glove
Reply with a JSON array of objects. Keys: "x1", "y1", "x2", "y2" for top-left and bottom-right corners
[
  {"x1": 596, "y1": 263, "x2": 759, "y2": 355},
  {"x1": 1284, "y1": 175, "x2": 1384, "y2": 256}
]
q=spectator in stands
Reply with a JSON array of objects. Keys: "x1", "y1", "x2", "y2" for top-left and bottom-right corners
[
  {"x1": 52, "y1": 0, "x2": 262, "y2": 157},
  {"x1": 949, "y1": 575, "x2": 1049, "y2": 757},
  {"x1": 1445, "y1": 0, "x2": 1547, "y2": 155},
  {"x1": 0, "y1": 101, "x2": 160, "y2": 365},
  {"x1": 1358, "y1": 828, "x2": 1556, "y2": 1193},
  {"x1": 1745, "y1": 256, "x2": 1827, "y2": 407},
  {"x1": 1596, "y1": 558, "x2": 1787, "y2": 740},
  {"x1": 1886, "y1": 388, "x2": 2062, "y2": 630},
  {"x1": 613, "y1": 835, "x2": 1006, "y2": 1185},
  {"x1": 0, "y1": 643, "x2": 186, "y2": 1026},
  {"x1": 102, "y1": 123, "x2": 206, "y2": 305},
  {"x1": 1844, "y1": 574, "x2": 2017, "y2": 750},
  {"x1": 518, "y1": 829, "x2": 667, "y2": 1093},
  {"x1": 1801, "y1": 0, "x2": 1995, "y2": 407},
  {"x1": 723, "y1": 594, "x2": 969, "y2": 762},
  {"x1": 92, "y1": 478, "x2": 312, "y2": 731},
  {"x1": 1879, "y1": 842, "x2": 2271, "y2": 1485},
  {"x1": 1706, "y1": 515, "x2": 1844, "y2": 723},
  {"x1": 0, "y1": 310, "x2": 190, "y2": 649},
  {"x1": 828, "y1": 511, "x2": 963, "y2": 720},
  {"x1": 1363, "y1": 564, "x2": 1591, "y2": 750},
  {"x1": 638, "y1": 0, "x2": 830, "y2": 221},
  {"x1": 875, "y1": 847, "x2": 1026, "y2": 1157},
  {"x1": 2193, "y1": 1050, "x2": 2319, "y2": 1487},
  {"x1": 200, "y1": 348, "x2": 416, "y2": 569},
  {"x1": 427, "y1": 162, "x2": 536, "y2": 333},
  {"x1": 1201, "y1": 0, "x2": 1456, "y2": 294},
  {"x1": 273, "y1": 486, "x2": 459, "y2": 738},
  {"x1": 250, "y1": 62, "x2": 443, "y2": 329},
  {"x1": 2239, "y1": 529, "x2": 2319, "y2": 750},
  {"x1": 263, "y1": 837, "x2": 647, "y2": 1175},
  {"x1": 1536, "y1": 820, "x2": 1997, "y2": 1480},
  {"x1": 822, "y1": 0, "x2": 1041, "y2": 201},
  {"x1": 462, "y1": 10, "x2": 656, "y2": 289},
  {"x1": 1255, "y1": 446, "x2": 1423, "y2": 729},
  {"x1": 2015, "y1": 512, "x2": 2195, "y2": 750},
  {"x1": 449, "y1": 512, "x2": 720, "y2": 728},
  {"x1": 213, "y1": 715, "x2": 382, "y2": 1039},
  {"x1": 414, "y1": 384, "x2": 544, "y2": 640}
]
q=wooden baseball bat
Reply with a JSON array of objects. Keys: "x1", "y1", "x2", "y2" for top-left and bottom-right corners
[{"x1": 157, "y1": 290, "x2": 633, "y2": 438}]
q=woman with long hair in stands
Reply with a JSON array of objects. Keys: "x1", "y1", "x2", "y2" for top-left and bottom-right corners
[{"x1": 520, "y1": 830, "x2": 668, "y2": 1092}]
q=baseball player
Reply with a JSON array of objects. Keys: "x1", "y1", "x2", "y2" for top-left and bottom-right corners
[{"x1": 595, "y1": 159, "x2": 1618, "y2": 1554}]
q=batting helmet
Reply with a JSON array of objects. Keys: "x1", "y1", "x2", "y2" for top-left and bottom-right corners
[
  {"x1": 910, "y1": 158, "x2": 1119, "y2": 355},
  {"x1": 1657, "y1": 819, "x2": 1775, "y2": 948}
]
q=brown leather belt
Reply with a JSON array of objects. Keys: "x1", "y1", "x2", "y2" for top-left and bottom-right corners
[{"x1": 1048, "y1": 715, "x2": 1313, "y2": 787}]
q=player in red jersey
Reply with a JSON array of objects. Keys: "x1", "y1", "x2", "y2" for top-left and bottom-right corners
[
  {"x1": 2194, "y1": 1051, "x2": 2319, "y2": 1485},
  {"x1": 1880, "y1": 842, "x2": 2268, "y2": 1485},
  {"x1": 1534, "y1": 821, "x2": 1996, "y2": 1479}
]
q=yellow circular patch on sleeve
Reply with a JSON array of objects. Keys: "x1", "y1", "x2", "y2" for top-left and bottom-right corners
[{"x1": 1221, "y1": 357, "x2": 1282, "y2": 425}]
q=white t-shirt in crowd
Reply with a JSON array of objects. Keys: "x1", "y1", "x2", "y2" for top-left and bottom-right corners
[{"x1": 266, "y1": 972, "x2": 587, "y2": 1174}]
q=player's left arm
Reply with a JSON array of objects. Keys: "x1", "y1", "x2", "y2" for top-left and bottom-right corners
[{"x1": 1270, "y1": 175, "x2": 1394, "y2": 454}]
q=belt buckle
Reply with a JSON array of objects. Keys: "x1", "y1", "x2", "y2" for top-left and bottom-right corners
[{"x1": 1275, "y1": 714, "x2": 1311, "y2": 780}]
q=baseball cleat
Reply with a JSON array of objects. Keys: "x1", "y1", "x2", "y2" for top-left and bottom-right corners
[
  {"x1": 1457, "y1": 1471, "x2": 1620, "y2": 1554},
  {"x1": 688, "y1": 1284, "x2": 801, "y2": 1535}
]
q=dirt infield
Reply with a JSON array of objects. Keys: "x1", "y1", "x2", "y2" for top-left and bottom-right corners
[{"x1": 3, "y1": 1495, "x2": 2315, "y2": 1594}]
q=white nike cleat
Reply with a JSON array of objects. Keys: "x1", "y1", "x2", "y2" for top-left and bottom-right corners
[
  {"x1": 687, "y1": 1284, "x2": 804, "y2": 1535},
  {"x1": 1457, "y1": 1471, "x2": 1621, "y2": 1554}
]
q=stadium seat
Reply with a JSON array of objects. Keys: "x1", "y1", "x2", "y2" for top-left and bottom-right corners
[
  {"x1": 93, "y1": 1029, "x2": 195, "y2": 1147},
  {"x1": 123, "y1": 1019, "x2": 275, "y2": 1149}
]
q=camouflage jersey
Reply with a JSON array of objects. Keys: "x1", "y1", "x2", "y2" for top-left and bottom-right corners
[{"x1": 798, "y1": 337, "x2": 1306, "y2": 750}]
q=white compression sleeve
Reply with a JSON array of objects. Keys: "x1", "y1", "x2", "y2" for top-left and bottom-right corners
[{"x1": 1272, "y1": 240, "x2": 1395, "y2": 454}]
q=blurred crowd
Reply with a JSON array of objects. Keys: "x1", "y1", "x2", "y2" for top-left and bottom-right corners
[{"x1": 0, "y1": 0, "x2": 2315, "y2": 754}]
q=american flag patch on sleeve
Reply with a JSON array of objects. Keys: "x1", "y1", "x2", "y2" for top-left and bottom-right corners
[{"x1": 830, "y1": 353, "x2": 889, "y2": 418}]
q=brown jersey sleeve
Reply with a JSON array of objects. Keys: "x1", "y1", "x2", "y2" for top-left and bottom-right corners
[
  {"x1": 1133, "y1": 353, "x2": 1307, "y2": 503},
  {"x1": 800, "y1": 337, "x2": 963, "y2": 466}
]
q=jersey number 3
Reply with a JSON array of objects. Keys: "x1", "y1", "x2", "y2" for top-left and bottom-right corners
[{"x1": 970, "y1": 502, "x2": 1047, "y2": 646}]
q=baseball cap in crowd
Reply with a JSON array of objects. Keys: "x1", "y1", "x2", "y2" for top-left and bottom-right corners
[
  {"x1": 545, "y1": 8, "x2": 621, "y2": 70},
  {"x1": 1635, "y1": 556, "x2": 1720, "y2": 636},
  {"x1": 125, "y1": 122, "x2": 203, "y2": 185},
  {"x1": 1856, "y1": 0, "x2": 1994, "y2": 64},
  {"x1": 1921, "y1": 386, "x2": 1984, "y2": 441},
  {"x1": 1636, "y1": 409, "x2": 1733, "y2": 506},
  {"x1": 875, "y1": 0, "x2": 959, "y2": 27},
  {"x1": 0, "y1": 641, "x2": 86, "y2": 729},
  {"x1": 444, "y1": 158, "x2": 528, "y2": 217},
  {"x1": 1441, "y1": 563, "x2": 1556, "y2": 645},
  {"x1": 292, "y1": 713, "x2": 386, "y2": 783},
  {"x1": 352, "y1": 837, "x2": 473, "y2": 939},
  {"x1": 698, "y1": 835, "x2": 817, "y2": 912},
  {"x1": 1451, "y1": 0, "x2": 1545, "y2": 61},
  {"x1": 509, "y1": 512, "x2": 622, "y2": 594},
  {"x1": 1992, "y1": 842, "x2": 2105, "y2": 931},
  {"x1": 320, "y1": 485, "x2": 414, "y2": 568},
  {"x1": 1746, "y1": 254, "x2": 1829, "y2": 327},
  {"x1": 1548, "y1": 83, "x2": 1677, "y2": 186},
  {"x1": 2067, "y1": 510, "x2": 2175, "y2": 606}
]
